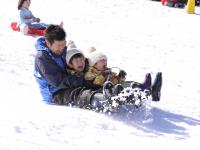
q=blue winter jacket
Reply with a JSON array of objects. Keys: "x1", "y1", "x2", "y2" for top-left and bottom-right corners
[
  {"x1": 18, "y1": 7, "x2": 36, "y2": 25},
  {"x1": 34, "y1": 37, "x2": 93, "y2": 104}
]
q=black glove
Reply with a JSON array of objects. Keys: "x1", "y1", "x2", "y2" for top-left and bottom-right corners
[
  {"x1": 83, "y1": 79, "x2": 102, "y2": 90},
  {"x1": 102, "y1": 70, "x2": 111, "y2": 77},
  {"x1": 118, "y1": 70, "x2": 127, "y2": 79}
]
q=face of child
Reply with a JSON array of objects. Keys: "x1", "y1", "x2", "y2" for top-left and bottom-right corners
[
  {"x1": 23, "y1": 0, "x2": 31, "y2": 9},
  {"x1": 70, "y1": 56, "x2": 85, "y2": 72},
  {"x1": 95, "y1": 59, "x2": 107, "y2": 72}
]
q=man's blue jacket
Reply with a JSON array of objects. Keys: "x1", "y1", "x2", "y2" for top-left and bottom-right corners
[{"x1": 34, "y1": 37, "x2": 93, "y2": 104}]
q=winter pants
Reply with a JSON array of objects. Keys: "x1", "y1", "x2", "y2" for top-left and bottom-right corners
[{"x1": 52, "y1": 87, "x2": 98, "y2": 109}]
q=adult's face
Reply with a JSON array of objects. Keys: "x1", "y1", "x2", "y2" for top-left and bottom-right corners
[
  {"x1": 46, "y1": 40, "x2": 66, "y2": 56},
  {"x1": 69, "y1": 56, "x2": 85, "y2": 72}
]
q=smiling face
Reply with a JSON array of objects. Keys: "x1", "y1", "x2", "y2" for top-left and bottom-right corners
[
  {"x1": 94, "y1": 59, "x2": 107, "y2": 72},
  {"x1": 46, "y1": 40, "x2": 66, "y2": 56}
]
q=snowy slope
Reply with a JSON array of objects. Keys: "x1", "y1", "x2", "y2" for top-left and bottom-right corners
[{"x1": 0, "y1": 0, "x2": 200, "y2": 149}]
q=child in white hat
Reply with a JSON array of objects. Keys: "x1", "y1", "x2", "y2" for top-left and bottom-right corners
[
  {"x1": 85, "y1": 47, "x2": 126, "y2": 86},
  {"x1": 65, "y1": 40, "x2": 88, "y2": 77}
]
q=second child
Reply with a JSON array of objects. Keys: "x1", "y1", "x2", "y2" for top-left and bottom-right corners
[{"x1": 85, "y1": 47, "x2": 127, "y2": 86}]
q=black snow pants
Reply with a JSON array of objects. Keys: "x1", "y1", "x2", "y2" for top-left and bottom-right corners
[{"x1": 52, "y1": 87, "x2": 98, "y2": 109}]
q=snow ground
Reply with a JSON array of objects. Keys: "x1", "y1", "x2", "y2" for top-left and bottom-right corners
[{"x1": 0, "y1": 0, "x2": 200, "y2": 149}]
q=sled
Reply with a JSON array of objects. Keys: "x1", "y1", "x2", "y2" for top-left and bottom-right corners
[
  {"x1": 10, "y1": 22, "x2": 45, "y2": 36},
  {"x1": 93, "y1": 86, "x2": 152, "y2": 115}
]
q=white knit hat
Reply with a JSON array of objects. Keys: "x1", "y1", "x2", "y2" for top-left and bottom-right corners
[
  {"x1": 88, "y1": 49, "x2": 107, "y2": 66},
  {"x1": 66, "y1": 48, "x2": 84, "y2": 64}
]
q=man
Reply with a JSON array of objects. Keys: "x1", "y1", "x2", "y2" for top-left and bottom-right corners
[{"x1": 34, "y1": 24, "x2": 101, "y2": 109}]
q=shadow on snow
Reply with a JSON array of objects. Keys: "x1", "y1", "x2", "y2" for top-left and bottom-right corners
[{"x1": 112, "y1": 106, "x2": 200, "y2": 139}]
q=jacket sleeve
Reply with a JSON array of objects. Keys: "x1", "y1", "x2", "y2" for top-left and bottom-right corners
[
  {"x1": 35, "y1": 51, "x2": 96, "y2": 89},
  {"x1": 84, "y1": 71, "x2": 96, "y2": 81},
  {"x1": 19, "y1": 11, "x2": 34, "y2": 24}
]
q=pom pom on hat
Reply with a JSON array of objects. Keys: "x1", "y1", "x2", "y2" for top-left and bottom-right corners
[
  {"x1": 87, "y1": 47, "x2": 107, "y2": 66},
  {"x1": 67, "y1": 40, "x2": 77, "y2": 50},
  {"x1": 88, "y1": 46, "x2": 96, "y2": 53}
]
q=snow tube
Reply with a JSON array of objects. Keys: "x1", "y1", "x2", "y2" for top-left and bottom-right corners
[{"x1": 10, "y1": 22, "x2": 45, "y2": 36}]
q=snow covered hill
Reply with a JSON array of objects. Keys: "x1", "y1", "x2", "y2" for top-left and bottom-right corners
[{"x1": 0, "y1": 0, "x2": 200, "y2": 149}]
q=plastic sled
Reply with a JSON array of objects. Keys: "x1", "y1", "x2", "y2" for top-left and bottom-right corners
[{"x1": 10, "y1": 22, "x2": 45, "y2": 36}]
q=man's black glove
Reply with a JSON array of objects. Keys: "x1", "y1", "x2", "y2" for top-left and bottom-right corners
[
  {"x1": 118, "y1": 70, "x2": 127, "y2": 79},
  {"x1": 83, "y1": 79, "x2": 102, "y2": 90}
]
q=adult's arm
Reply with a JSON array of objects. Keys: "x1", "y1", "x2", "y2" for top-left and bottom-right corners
[{"x1": 35, "y1": 51, "x2": 96, "y2": 89}]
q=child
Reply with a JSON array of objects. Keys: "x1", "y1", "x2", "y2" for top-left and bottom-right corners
[
  {"x1": 66, "y1": 47, "x2": 162, "y2": 102},
  {"x1": 85, "y1": 47, "x2": 127, "y2": 86},
  {"x1": 66, "y1": 48, "x2": 87, "y2": 77},
  {"x1": 17, "y1": 0, "x2": 47, "y2": 34},
  {"x1": 65, "y1": 40, "x2": 89, "y2": 76},
  {"x1": 65, "y1": 46, "x2": 125, "y2": 100}
]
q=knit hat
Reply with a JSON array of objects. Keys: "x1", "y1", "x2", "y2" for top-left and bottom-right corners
[
  {"x1": 87, "y1": 48, "x2": 107, "y2": 66},
  {"x1": 66, "y1": 48, "x2": 84, "y2": 64}
]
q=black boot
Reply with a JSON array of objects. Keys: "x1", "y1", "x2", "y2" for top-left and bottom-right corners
[
  {"x1": 91, "y1": 92, "x2": 114, "y2": 113},
  {"x1": 152, "y1": 72, "x2": 162, "y2": 101},
  {"x1": 103, "y1": 81, "x2": 114, "y2": 99},
  {"x1": 114, "y1": 84, "x2": 124, "y2": 95},
  {"x1": 130, "y1": 73, "x2": 152, "y2": 90},
  {"x1": 142, "y1": 73, "x2": 152, "y2": 90},
  {"x1": 90, "y1": 93, "x2": 106, "y2": 110},
  {"x1": 130, "y1": 81, "x2": 142, "y2": 89}
]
